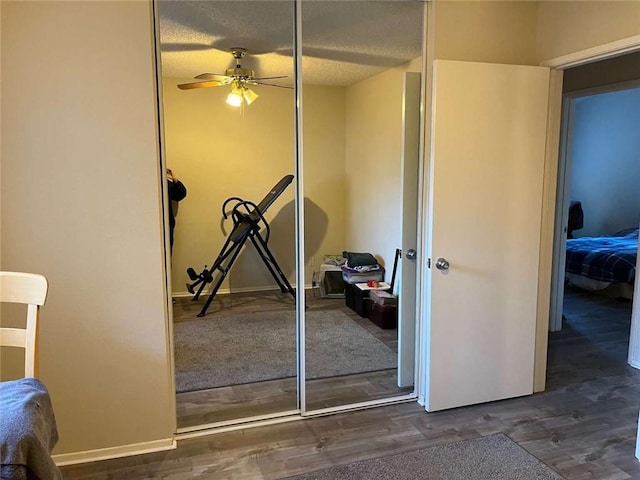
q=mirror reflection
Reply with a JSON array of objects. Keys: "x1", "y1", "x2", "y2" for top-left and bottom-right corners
[
  {"x1": 157, "y1": 0, "x2": 423, "y2": 429},
  {"x1": 301, "y1": 0, "x2": 423, "y2": 411},
  {"x1": 158, "y1": 0, "x2": 297, "y2": 429}
]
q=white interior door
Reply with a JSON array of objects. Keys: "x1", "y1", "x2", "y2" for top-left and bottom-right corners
[
  {"x1": 425, "y1": 60, "x2": 550, "y2": 412},
  {"x1": 398, "y1": 72, "x2": 421, "y2": 387}
]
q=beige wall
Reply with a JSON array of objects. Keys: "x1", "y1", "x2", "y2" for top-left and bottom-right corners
[
  {"x1": 432, "y1": 0, "x2": 640, "y2": 66},
  {"x1": 162, "y1": 80, "x2": 346, "y2": 294},
  {"x1": 433, "y1": 1, "x2": 538, "y2": 64},
  {"x1": 302, "y1": 87, "x2": 348, "y2": 272},
  {"x1": 537, "y1": 1, "x2": 640, "y2": 63},
  {"x1": 1, "y1": 1, "x2": 174, "y2": 455},
  {"x1": 345, "y1": 58, "x2": 422, "y2": 273}
]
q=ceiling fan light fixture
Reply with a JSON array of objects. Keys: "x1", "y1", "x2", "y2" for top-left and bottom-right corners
[
  {"x1": 226, "y1": 85, "x2": 243, "y2": 107},
  {"x1": 242, "y1": 87, "x2": 259, "y2": 105},
  {"x1": 177, "y1": 47, "x2": 290, "y2": 100}
]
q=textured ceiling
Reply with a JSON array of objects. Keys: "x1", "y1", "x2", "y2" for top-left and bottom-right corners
[{"x1": 158, "y1": 0, "x2": 424, "y2": 87}]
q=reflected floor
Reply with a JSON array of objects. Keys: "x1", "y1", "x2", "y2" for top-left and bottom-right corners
[
  {"x1": 177, "y1": 369, "x2": 412, "y2": 429},
  {"x1": 174, "y1": 290, "x2": 412, "y2": 429}
]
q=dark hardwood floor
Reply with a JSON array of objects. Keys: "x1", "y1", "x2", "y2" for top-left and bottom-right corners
[{"x1": 60, "y1": 286, "x2": 640, "y2": 479}]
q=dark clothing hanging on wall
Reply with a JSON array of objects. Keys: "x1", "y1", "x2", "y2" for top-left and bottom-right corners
[
  {"x1": 567, "y1": 201, "x2": 584, "y2": 239},
  {"x1": 168, "y1": 179, "x2": 187, "y2": 251}
]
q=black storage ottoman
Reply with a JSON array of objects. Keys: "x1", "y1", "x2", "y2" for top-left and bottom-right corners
[{"x1": 345, "y1": 283, "x2": 370, "y2": 317}]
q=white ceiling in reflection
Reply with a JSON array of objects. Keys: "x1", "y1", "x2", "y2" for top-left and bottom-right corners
[{"x1": 158, "y1": 0, "x2": 424, "y2": 86}]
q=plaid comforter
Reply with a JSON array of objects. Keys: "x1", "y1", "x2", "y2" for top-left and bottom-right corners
[{"x1": 565, "y1": 228, "x2": 638, "y2": 284}]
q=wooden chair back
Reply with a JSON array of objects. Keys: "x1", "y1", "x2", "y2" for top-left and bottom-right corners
[{"x1": 0, "y1": 272, "x2": 48, "y2": 377}]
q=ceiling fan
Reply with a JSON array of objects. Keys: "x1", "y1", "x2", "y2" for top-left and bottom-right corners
[{"x1": 177, "y1": 47, "x2": 291, "y2": 107}]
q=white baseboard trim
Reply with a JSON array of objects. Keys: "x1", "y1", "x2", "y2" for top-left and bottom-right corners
[{"x1": 53, "y1": 438, "x2": 176, "y2": 466}]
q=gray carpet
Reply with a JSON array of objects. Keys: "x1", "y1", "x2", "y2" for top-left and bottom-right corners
[
  {"x1": 174, "y1": 310, "x2": 397, "y2": 393},
  {"x1": 286, "y1": 433, "x2": 564, "y2": 479}
]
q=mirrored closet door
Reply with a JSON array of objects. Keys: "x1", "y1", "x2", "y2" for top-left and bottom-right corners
[
  {"x1": 155, "y1": 0, "x2": 424, "y2": 431},
  {"x1": 299, "y1": 0, "x2": 424, "y2": 412},
  {"x1": 157, "y1": 0, "x2": 299, "y2": 430}
]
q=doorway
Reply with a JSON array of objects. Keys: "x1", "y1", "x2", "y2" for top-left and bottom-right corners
[{"x1": 549, "y1": 54, "x2": 640, "y2": 389}]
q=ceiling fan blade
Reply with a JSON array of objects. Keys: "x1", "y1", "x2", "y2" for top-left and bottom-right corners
[
  {"x1": 177, "y1": 80, "x2": 226, "y2": 90},
  {"x1": 252, "y1": 76, "x2": 288, "y2": 81},
  {"x1": 250, "y1": 81, "x2": 294, "y2": 90},
  {"x1": 194, "y1": 73, "x2": 232, "y2": 82}
]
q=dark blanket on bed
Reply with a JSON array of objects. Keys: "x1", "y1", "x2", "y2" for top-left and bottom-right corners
[
  {"x1": 0, "y1": 378, "x2": 62, "y2": 480},
  {"x1": 565, "y1": 227, "x2": 638, "y2": 284}
]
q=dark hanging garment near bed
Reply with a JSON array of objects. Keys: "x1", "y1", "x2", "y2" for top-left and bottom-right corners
[{"x1": 567, "y1": 201, "x2": 584, "y2": 239}]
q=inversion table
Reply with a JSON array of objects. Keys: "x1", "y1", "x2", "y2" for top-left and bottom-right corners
[{"x1": 186, "y1": 174, "x2": 295, "y2": 317}]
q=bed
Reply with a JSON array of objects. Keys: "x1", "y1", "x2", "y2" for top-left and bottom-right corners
[{"x1": 565, "y1": 227, "x2": 638, "y2": 297}]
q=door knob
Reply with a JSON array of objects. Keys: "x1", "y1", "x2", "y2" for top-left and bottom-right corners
[
  {"x1": 435, "y1": 258, "x2": 450, "y2": 270},
  {"x1": 405, "y1": 249, "x2": 417, "y2": 260}
]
